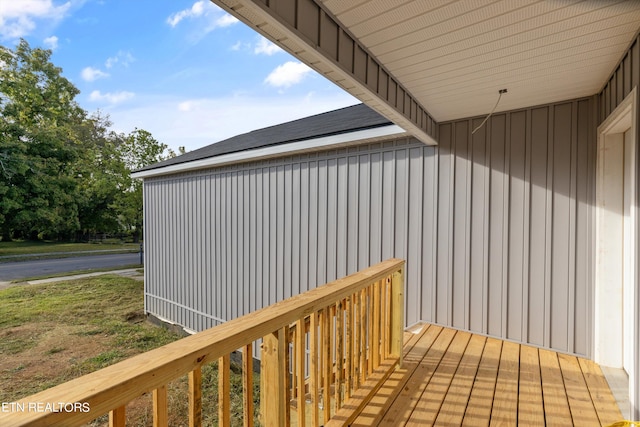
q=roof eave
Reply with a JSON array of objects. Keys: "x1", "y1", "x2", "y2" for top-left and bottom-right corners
[
  {"x1": 132, "y1": 124, "x2": 409, "y2": 179},
  {"x1": 213, "y1": 0, "x2": 438, "y2": 145}
]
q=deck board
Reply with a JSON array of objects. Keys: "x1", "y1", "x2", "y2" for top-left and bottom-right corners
[
  {"x1": 405, "y1": 331, "x2": 472, "y2": 426},
  {"x1": 558, "y1": 353, "x2": 601, "y2": 425},
  {"x1": 489, "y1": 340, "x2": 520, "y2": 426},
  {"x1": 358, "y1": 324, "x2": 623, "y2": 426},
  {"x1": 539, "y1": 348, "x2": 574, "y2": 426},
  {"x1": 461, "y1": 337, "x2": 502, "y2": 426},
  {"x1": 517, "y1": 345, "x2": 545, "y2": 426},
  {"x1": 433, "y1": 334, "x2": 485, "y2": 426},
  {"x1": 349, "y1": 324, "x2": 435, "y2": 426},
  {"x1": 378, "y1": 326, "x2": 456, "y2": 425}
]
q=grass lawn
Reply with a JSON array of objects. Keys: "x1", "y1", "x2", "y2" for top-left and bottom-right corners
[
  {"x1": 0, "y1": 277, "x2": 260, "y2": 426},
  {"x1": 0, "y1": 240, "x2": 140, "y2": 258}
]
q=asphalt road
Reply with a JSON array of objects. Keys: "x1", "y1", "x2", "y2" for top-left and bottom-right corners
[{"x1": 0, "y1": 253, "x2": 142, "y2": 281}]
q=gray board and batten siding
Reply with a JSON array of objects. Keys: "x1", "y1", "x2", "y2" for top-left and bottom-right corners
[{"x1": 143, "y1": 96, "x2": 596, "y2": 357}]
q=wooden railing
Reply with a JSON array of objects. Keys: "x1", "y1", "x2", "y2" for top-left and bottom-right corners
[{"x1": 0, "y1": 258, "x2": 404, "y2": 427}]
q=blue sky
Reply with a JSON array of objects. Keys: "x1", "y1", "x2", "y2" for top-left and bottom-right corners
[{"x1": 0, "y1": 0, "x2": 359, "y2": 151}]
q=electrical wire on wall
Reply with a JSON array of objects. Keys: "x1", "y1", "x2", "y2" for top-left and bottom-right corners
[{"x1": 471, "y1": 88, "x2": 507, "y2": 135}]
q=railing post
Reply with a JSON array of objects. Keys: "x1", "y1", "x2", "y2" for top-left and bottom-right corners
[
  {"x1": 390, "y1": 266, "x2": 405, "y2": 367},
  {"x1": 261, "y1": 328, "x2": 287, "y2": 426}
]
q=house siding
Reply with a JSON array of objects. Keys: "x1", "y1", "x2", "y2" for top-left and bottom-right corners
[
  {"x1": 144, "y1": 96, "x2": 595, "y2": 357},
  {"x1": 144, "y1": 139, "x2": 439, "y2": 333},
  {"x1": 438, "y1": 98, "x2": 595, "y2": 356},
  {"x1": 599, "y1": 34, "x2": 639, "y2": 122}
]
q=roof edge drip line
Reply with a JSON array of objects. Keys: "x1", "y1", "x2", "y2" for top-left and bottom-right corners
[{"x1": 132, "y1": 124, "x2": 407, "y2": 179}]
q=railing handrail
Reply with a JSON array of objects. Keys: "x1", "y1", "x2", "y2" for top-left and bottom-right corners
[{"x1": 0, "y1": 258, "x2": 405, "y2": 427}]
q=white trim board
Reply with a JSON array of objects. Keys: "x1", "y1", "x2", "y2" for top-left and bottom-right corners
[
  {"x1": 132, "y1": 125, "x2": 407, "y2": 179},
  {"x1": 594, "y1": 87, "x2": 638, "y2": 419}
]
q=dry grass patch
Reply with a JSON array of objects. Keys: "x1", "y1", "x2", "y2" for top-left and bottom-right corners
[{"x1": 0, "y1": 277, "x2": 260, "y2": 426}]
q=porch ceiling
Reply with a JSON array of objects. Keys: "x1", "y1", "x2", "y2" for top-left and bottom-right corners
[
  {"x1": 214, "y1": 0, "x2": 640, "y2": 136},
  {"x1": 320, "y1": 0, "x2": 640, "y2": 122}
]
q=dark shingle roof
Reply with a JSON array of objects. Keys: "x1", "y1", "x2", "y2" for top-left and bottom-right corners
[{"x1": 137, "y1": 103, "x2": 391, "y2": 172}]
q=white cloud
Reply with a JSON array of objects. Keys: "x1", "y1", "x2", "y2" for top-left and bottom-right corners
[
  {"x1": 43, "y1": 35, "x2": 58, "y2": 50},
  {"x1": 167, "y1": 1, "x2": 237, "y2": 32},
  {"x1": 213, "y1": 13, "x2": 238, "y2": 28},
  {"x1": 166, "y1": 1, "x2": 206, "y2": 27},
  {"x1": 254, "y1": 37, "x2": 281, "y2": 56},
  {"x1": 265, "y1": 62, "x2": 313, "y2": 88},
  {"x1": 89, "y1": 90, "x2": 134, "y2": 104},
  {"x1": 81, "y1": 66, "x2": 109, "y2": 82},
  {"x1": 178, "y1": 100, "x2": 198, "y2": 112},
  {"x1": 105, "y1": 51, "x2": 135, "y2": 69},
  {"x1": 0, "y1": 0, "x2": 71, "y2": 39}
]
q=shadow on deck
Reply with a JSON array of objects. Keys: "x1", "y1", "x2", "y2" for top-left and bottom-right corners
[{"x1": 349, "y1": 323, "x2": 623, "y2": 426}]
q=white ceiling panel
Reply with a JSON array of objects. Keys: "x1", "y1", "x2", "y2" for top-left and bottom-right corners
[
  {"x1": 319, "y1": 0, "x2": 640, "y2": 121},
  {"x1": 397, "y1": 21, "x2": 639, "y2": 84},
  {"x1": 343, "y1": 0, "x2": 457, "y2": 35},
  {"x1": 375, "y1": 3, "x2": 638, "y2": 68}
]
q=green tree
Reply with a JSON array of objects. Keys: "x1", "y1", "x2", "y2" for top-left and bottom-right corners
[
  {"x1": 167, "y1": 145, "x2": 186, "y2": 158},
  {"x1": 0, "y1": 40, "x2": 177, "y2": 242},
  {"x1": 73, "y1": 112, "x2": 127, "y2": 239},
  {"x1": 116, "y1": 128, "x2": 168, "y2": 242},
  {"x1": 0, "y1": 39, "x2": 84, "y2": 240}
]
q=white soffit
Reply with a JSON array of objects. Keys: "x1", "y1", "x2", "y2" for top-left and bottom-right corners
[{"x1": 319, "y1": 0, "x2": 640, "y2": 121}]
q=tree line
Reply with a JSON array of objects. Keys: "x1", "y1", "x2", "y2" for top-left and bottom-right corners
[{"x1": 0, "y1": 40, "x2": 181, "y2": 242}]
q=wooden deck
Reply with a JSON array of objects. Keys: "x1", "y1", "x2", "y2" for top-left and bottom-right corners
[{"x1": 350, "y1": 323, "x2": 623, "y2": 426}]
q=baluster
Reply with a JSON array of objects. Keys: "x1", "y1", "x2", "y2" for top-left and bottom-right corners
[
  {"x1": 153, "y1": 385, "x2": 168, "y2": 427},
  {"x1": 322, "y1": 307, "x2": 331, "y2": 423},
  {"x1": 243, "y1": 343, "x2": 254, "y2": 427},
  {"x1": 291, "y1": 324, "x2": 297, "y2": 402},
  {"x1": 109, "y1": 406, "x2": 125, "y2": 427},
  {"x1": 219, "y1": 355, "x2": 230, "y2": 427},
  {"x1": 359, "y1": 288, "x2": 367, "y2": 384},
  {"x1": 384, "y1": 276, "x2": 392, "y2": 359},
  {"x1": 353, "y1": 292, "x2": 361, "y2": 391},
  {"x1": 391, "y1": 268, "x2": 405, "y2": 365},
  {"x1": 373, "y1": 280, "x2": 381, "y2": 369},
  {"x1": 367, "y1": 285, "x2": 374, "y2": 377},
  {"x1": 345, "y1": 295, "x2": 353, "y2": 400},
  {"x1": 296, "y1": 318, "x2": 306, "y2": 427},
  {"x1": 189, "y1": 367, "x2": 202, "y2": 427},
  {"x1": 284, "y1": 325, "x2": 291, "y2": 425},
  {"x1": 335, "y1": 300, "x2": 344, "y2": 409},
  {"x1": 310, "y1": 311, "x2": 320, "y2": 427}
]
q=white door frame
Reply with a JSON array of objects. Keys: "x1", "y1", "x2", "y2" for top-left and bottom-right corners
[{"x1": 595, "y1": 87, "x2": 637, "y2": 418}]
